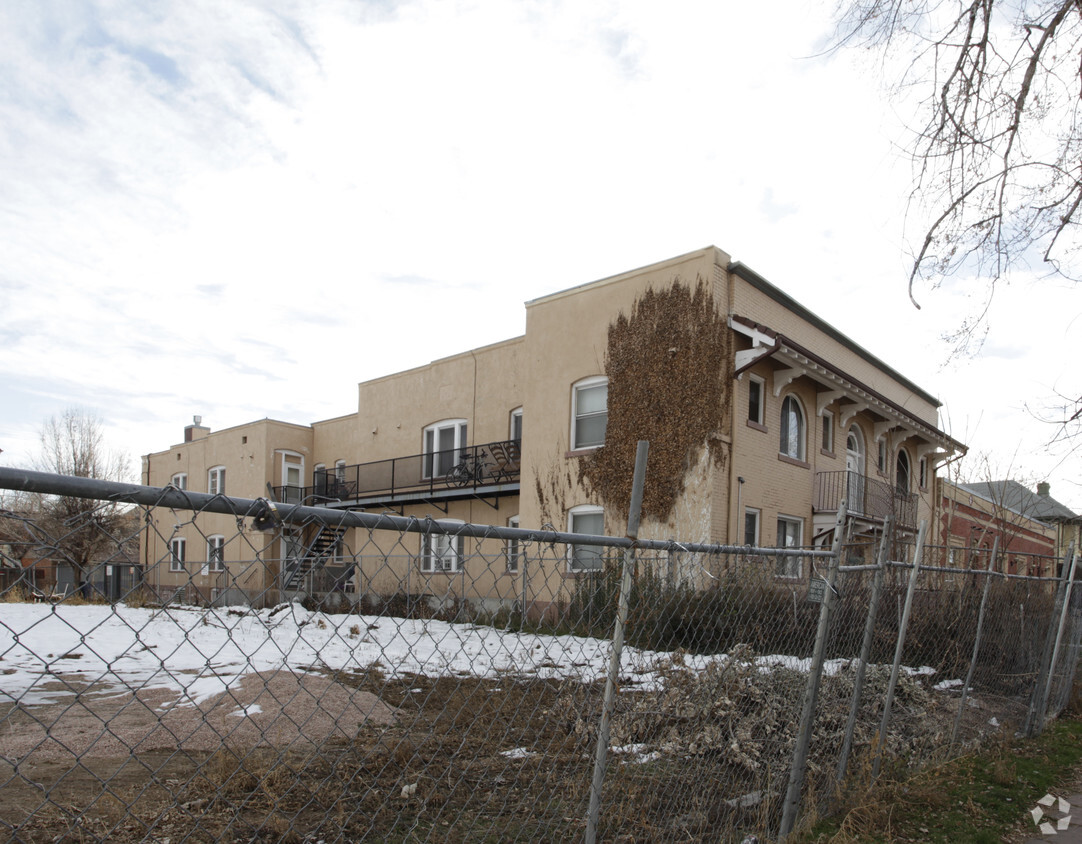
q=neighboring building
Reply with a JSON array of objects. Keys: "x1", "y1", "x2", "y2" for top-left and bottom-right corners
[
  {"x1": 937, "y1": 479, "x2": 1059, "y2": 577},
  {"x1": 1, "y1": 506, "x2": 141, "y2": 600},
  {"x1": 957, "y1": 480, "x2": 1082, "y2": 575},
  {"x1": 141, "y1": 246, "x2": 966, "y2": 610}
]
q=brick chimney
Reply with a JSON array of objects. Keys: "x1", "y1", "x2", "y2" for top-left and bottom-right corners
[
  {"x1": 184, "y1": 415, "x2": 210, "y2": 443},
  {"x1": 1037, "y1": 481, "x2": 1051, "y2": 497}
]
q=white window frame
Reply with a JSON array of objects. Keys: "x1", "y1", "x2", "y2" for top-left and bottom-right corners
[
  {"x1": 896, "y1": 449, "x2": 911, "y2": 493},
  {"x1": 422, "y1": 520, "x2": 464, "y2": 573},
  {"x1": 207, "y1": 535, "x2": 226, "y2": 572},
  {"x1": 821, "y1": 410, "x2": 834, "y2": 453},
  {"x1": 169, "y1": 537, "x2": 186, "y2": 572},
  {"x1": 744, "y1": 508, "x2": 760, "y2": 546},
  {"x1": 506, "y1": 515, "x2": 520, "y2": 573},
  {"x1": 281, "y1": 451, "x2": 305, "y2": 504},
  {"x1": 510, "y1": 407, "x2": 523, "y2": 442},
  {"x1": 776, "y1": 516, "x2": 803, "y2": 579},
  {"x1": 919, "y1": 456, "x2": 928, "y2": 489},
  {"x1": 568, "y1": 505, "x2": 605, "y2": 572},
  {"x1": 571, "y1": 377, "x2": 608, "y2": 451},
  {"x1": 313, "y1": 463, "x2": 327, "y2": 495},
  {"x1": 748, "y1": 374, "x2": 765, "y2": 425},
  {"x1": 207, "y1": 466, "x2": 226, "y2": 496},
  {"x1": 423, "y1": 419, "x2": 468, "y2": 479},
  {"x1": 335, "y1": 459, "x2": 346, "y2": 483},
  {"x1": 779, "y1": 395, "x2": 806, "y2": 461},
  {"x1": 171, "y1": 473, "x2": 187, "y2": 490}
]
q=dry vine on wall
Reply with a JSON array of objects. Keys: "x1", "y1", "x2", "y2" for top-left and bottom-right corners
[{"x1": 578, "y1": 278, "x2": 732, "y2": 526}]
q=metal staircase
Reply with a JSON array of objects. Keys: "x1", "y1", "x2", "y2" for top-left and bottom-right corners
[{"x1": 282, "y1": 526, "x2": 345, "y2": 590}]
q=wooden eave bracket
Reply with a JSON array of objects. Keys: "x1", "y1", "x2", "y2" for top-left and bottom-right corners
[
  {"x1": 816, "y1": 390, "x2": 844, "y2": 415},
  {"x1": 772, "y1": 366, "x2": 804, "y2": 397},
  {"x1": 730, "y1": 316, "x2": 778, "y2": 378},
  {"x1": 734, "y1": 346, "x2": 776, "y2": 374},
  {"x1": 839, "y1": 403, "x2": 867, "y2": 429}
]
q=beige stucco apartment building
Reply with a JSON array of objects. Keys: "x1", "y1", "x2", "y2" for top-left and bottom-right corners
[{"x1": 141, "y1": 246, "x2": 965, "y2": 608}]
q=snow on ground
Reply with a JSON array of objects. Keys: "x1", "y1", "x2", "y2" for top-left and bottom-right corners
[{"x1": 0, "y1": 603, "x2": 954, "y2": 709}]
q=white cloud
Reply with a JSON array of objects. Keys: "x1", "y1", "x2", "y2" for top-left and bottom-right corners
[{"x1": 0, "y1": 0, "x2": 1078, "y2": 508}]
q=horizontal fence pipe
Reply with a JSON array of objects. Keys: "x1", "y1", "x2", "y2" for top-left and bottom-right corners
[{"x1": 0, "y1": 468, "x2": 837, "y2": 559}]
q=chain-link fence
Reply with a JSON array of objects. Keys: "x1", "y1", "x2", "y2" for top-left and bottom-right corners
[{"x1": 0, "y1": 467, "x2": 1078, "y2": 842}]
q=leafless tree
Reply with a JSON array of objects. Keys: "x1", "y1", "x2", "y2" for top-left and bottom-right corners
[
  {"x1": 833, "y1": 0, "x2": 1082, "y2": 356},
  {"x1": 31, "y1": 409, "x2": 133, "y2": 597}
]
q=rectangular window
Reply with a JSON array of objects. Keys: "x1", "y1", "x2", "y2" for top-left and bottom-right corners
[
  {"x1": 208, "y1": 467, "x2": 226, "y2": 496},
  {"x1": 569, "y1": 507, "x2": 605, "y2": 571},
  {"x1": 423, "y1": 421, "x2": 467, "y2": 478},
  {"x1": 170, "y1": 537, "x2": 186, "y2": 572},
  {"x1": 422, "y1": 530, "x2": 464, "y2": 573},
  {"x1": 748, "y1": 376, "x2": 764, "y2": 425},
  {"x1": 919, "y1": 457, "x2": 928, "y2": 489},
  {"x1": 877, "y1": 440, "x2": 886, "y2": 473},
  {"x1": 744, "y1": 508, "x2": 760, "y2": 546},
  {"x1": 572, "y1": 379, "x2": 608, "y2": 450},
  {"x1": 776, "y1": 516, "x2": 803, "y2": 578},
  {"x1": 171, "y1": 473, "x2": 187, "y2": 490},
  {"x1": 821, "y1": 411, "x2": 834, "y2": 453},
  {"x1": 207, "y1": 536, "x2": 226, "y2": 572},
  {"x1": 510, "y1": 408, "x2": 523, "y2": 442},
  {"x1": 506, "y1": 516, "x2": 520, "y2": 572},
  {"x1": 335, "y1": 460, "x2": 346, "y2": 483}
]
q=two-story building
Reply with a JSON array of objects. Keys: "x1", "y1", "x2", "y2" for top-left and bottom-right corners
[{"x1": 141, "y1": 246, "x2": 966, "y2": 609}]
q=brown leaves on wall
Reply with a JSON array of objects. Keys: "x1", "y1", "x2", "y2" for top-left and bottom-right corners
[{"x1": 578, "y1": 278, "x2": 731, "y2": 526}]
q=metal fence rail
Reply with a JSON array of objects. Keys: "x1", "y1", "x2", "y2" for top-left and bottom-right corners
[{"x1": 0, "y1": 467, "x2": 1078, "y2": 842}]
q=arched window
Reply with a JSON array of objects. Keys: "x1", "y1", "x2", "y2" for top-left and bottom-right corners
[
  {"x1": 896, "y1": 450, "x2": 911, "y2": 493},
  {"x1": 779, "y1": 395, "x2": 805, "y2": 460},
  {"x1": 423, "y1": 419, "x2": 468, "y2": 478}
]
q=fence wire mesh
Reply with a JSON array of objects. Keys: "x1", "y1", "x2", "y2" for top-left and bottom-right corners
[{"x1": 0, "y1": 468, "x2": 1078, "y2": 842}]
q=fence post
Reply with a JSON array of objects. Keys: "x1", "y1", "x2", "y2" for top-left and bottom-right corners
[
  {"x1": 836, "y1": 514, "x2": 893, "y2": 784},
  {"x1": 1025, "y1": 543, "x2": 1075, "y2": 737},
  {"x1": 872, "y1": 519, "x2": 927, "y2": 780},
  {"x1": 1038, "y1": 544, "x2": 1079, "y2": 733},
  {"x1": 949, "y1": 536, "x2": 999, "y2": 755},
  {"x1": 585, "y1": 441, "x2": 649, "y2": 844},
  {"x1": 778, "y1": 499, "x2": 848, "y2": 839}
]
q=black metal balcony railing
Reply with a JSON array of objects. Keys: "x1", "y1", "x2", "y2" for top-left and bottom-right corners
[
  {"x1": 272, "y1": 439, "x2": 521, "y2": 506},
  {"x1": 814, "y1": 470, "x2": 917, "y2": 529}
]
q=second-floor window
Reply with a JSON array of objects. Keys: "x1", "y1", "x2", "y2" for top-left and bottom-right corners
[
  {"x1": 572, "y1": 377, "x2": 608, "y2": 450},
  {"x1": 510, "y1": 408, "x2": 523, "y2": 442},
  {"x1": 748, "y1": 375, "x2": 764, "y2": 426},
  {"x1": 171, "y1": 473, "x2": 187, "y2": 490},
  {"x1": 170, "y1": 537, "x2": 186, "y2": 572},
  {"x1": 779, "y1": 396, "x2": 805, "y2": 461},
  {"x1": 208, "y1": 466, "x2": 226, "y2": 496},
  {"x1": 423, "y1": 420, "x2": 467, "y2": 478},
  {"x1": 896, "y1": 450, "x2": 911, "y2": 493}
]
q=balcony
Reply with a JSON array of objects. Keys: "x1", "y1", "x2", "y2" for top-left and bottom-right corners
[
  {"x1": 814, "y1": 470, "x2": 917, "y2": 530},
  {"x1": 272, "y1": 439, "x2": 521, "y2": 510}
]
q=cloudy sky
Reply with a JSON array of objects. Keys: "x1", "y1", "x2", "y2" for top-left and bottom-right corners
[{"x1": 1, "y1": 0, "x2": 1079, "y2": 508}]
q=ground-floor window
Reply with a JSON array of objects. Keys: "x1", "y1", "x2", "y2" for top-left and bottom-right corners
[
  {"x1": 568, "y1": 506, "x2": 605, "y2": 572},
  {"x1": 776, "y1": 516, "x2": 803, "y2": 578}
]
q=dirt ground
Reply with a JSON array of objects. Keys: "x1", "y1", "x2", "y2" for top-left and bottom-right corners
[{"x1": 0, "y1": 669, "x2": 396, "y2": 841}]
